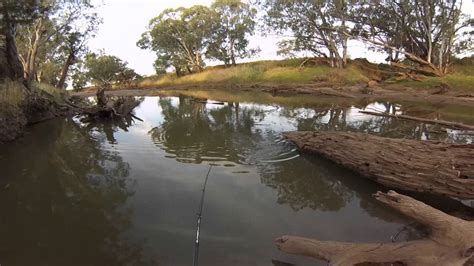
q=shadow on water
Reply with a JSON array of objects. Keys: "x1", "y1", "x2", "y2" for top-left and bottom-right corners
[{"x1": 0, "y1": 118, "x2": 155, "y2": 266}]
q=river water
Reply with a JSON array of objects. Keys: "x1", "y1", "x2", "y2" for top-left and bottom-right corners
[{"x1": 0, "y1": 90, "x2": 472, "y2": 266}]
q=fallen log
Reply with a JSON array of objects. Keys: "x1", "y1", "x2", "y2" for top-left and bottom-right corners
[
  {"x1": 283, "y1": 131, "x2": 474, "y2": 199},
  {"x1": 360, "y1": 110, "x2": 474, "y2": 131},
  {"x1": 275, "y1": 190, "x2": 474, "y2": 265},
  {"x1": 79, "y1": 96, "x2": 142, "y2": 123}
]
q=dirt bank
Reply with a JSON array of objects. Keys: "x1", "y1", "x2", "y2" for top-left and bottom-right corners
[
  {"x1": 0, "y1": 88, "x2": 69, "y2": 144},
  {"x1": 73, "y1": 83, "x2": 474, "y2": 107}
]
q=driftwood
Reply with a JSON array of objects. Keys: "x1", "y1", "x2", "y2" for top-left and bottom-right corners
[
  {"x1": 284, "y1": 131, "x2": 474, "y2": 199},
  {"x1": 360, "y1": 110, "x2": 474, "y2": 131},
  {"x1": 80, "y1": 96, "x2": 141, "y2": 122},
  {"x1": 275, "y1": 190, "x2": 474, "y2": 265}
]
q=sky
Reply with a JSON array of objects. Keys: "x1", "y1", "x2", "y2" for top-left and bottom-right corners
[{"x1": 89, "y1": 0, "x2": 474, "y2": 76}]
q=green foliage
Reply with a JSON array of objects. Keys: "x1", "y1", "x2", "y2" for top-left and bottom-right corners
[
  {"x1": 138, "y1": 1, "x2": 259, "y2": 75},
  {"x1": 13, "y1": 0, "x2": 101, "y2": 86},
  {"x1": 76, "y1": 53, "x2": 140, "y2": 88},
  {"x1": 38, "y1": 61, "x2": 62, "y2": 85},
  {"x1": 351, "y1": 0, "x2": 471, "y2": 72},
  {"x1": 137, "y1": 6, "x2": 218, "y2": 75},
  {"x1": 206, "y1": 0, "x2": 258, "y2": 65},
  {"x1": 258, "y1": 0, "x2": 351, "y2": 68}
]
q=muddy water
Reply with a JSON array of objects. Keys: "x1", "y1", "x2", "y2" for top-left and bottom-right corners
[{"x1": 0, "y1": 91, "x2": 472, "y2": 266}]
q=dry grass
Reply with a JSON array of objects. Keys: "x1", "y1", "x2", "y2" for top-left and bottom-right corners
[
  {"x1": 134, "y1": 59, "x2": 370, "y2": 89},
  {"x1": 32, "y1": 82, "x2": 65, "y2": 102},
  {"x1": 393, "y1": 73, "x2": 474, "y2": 92},
  {"x1": 0, "y1": 81, "x2": 26, "y2": 113},
  {"x1": 82, "y1": 58, "x2": 473, "y2": 94}
]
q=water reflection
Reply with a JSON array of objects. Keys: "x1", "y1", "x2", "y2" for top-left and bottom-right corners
[
  {"x1": 259, "y1": 157, "x2": 352, "y2": 211},
  {"x1": 148, "y1": 94, "x2": 472, "y2": 169},
  {"x1": 281, "y1": 101, "x2": 472, "y2": 142},
  {"x1": 149, "y1": 96, "x2": 270, "y2": 165},
  {"x1": 0, "y1": 119, "x2": 150, "y2": 266},
  {"x1": 1, "y1": 91, "x2": 472, "y2": 265}
]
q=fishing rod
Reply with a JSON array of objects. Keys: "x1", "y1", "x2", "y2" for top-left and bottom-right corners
[{"x1": 193, "y1": 165, "x2": 212, "y2": 266}]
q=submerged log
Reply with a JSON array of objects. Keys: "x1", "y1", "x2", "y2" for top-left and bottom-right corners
[
  {"x1": 275, "y1": 190, "x2": 474, "y2": 265},
  {"x1": 283, "y1": 131, "x2": 474, "y2": 199},
  {"x1": 80, "y1": 96, "x2": 141, "y2": 122},
  {"x1": 360, "y1": 110, "x2": 474, "y2": 131}
]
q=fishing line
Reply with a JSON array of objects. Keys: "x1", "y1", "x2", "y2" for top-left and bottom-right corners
[{"x1": 193, "y1": 165, "x2": 212, "y2": 266}]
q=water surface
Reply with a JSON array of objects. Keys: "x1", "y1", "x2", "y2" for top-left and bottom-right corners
[{"x1": 0, "y1": 91, "x2": 472, "y2": 266}]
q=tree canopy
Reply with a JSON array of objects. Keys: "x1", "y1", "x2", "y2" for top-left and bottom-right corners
[
  {"x1": 72, "y1": 52, "x2": 140, "y2": 89},
  {"x1": 259, "y1": 0, "x2": 352, "y2": 68},
  {"x1": 137, "y1": 6, "x2": 218, "y2": 76},
  {"x1": 352, "y1": 0, "x2": 472, "y2": 75},
  {"x1": 259, "y1": 0, "x2": 472, "y2": 74},
  {"x1": 138, "y1": 0, "x2": 259, "y2": 75},
  {"x1": 207, "y1": 0, "x2": 258, "y2": 66}
]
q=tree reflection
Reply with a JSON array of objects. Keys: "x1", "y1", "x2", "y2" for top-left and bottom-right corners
[
  {"x1": 259, "y1": 160, "x2": 352, "y2": 212},
  {"x1": 280, "y1": 101, "x2": 470, "y2": 142},
  {"x1": 149, "y1": 96, "x2": 266, "y2": 164},
  {"x1": 0, "y1": 118, "x2": 150, "y2": 266}
]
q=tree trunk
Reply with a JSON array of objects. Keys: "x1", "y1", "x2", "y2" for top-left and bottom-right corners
[
  {"x1": 24, "y1": 18, "x2": 44, "y2": 81},
  {"x1": 56, "y1": 52, "x2": 75, "y2": 89},
  {"x1": 342, "y1": 36, "x2": 348, "y2": 67},
  {"x1": 230, "y1": 38, "x2": 236, "y2": 66},
  {"x1": 0, "y1": 13, "x2": 24, "y2": 81},
  {"x1": 283, "y1": 131, "x2": 474, "y2": 199},
  {"x1": 96, "y1": 86, "x2": 107, "y2": 108},
  {"x1": 276, "y1": 190, "x2": 474, "y2": 265},
  {"x1": 341, "y1": 1, "x2": 348, "y2": 67}
]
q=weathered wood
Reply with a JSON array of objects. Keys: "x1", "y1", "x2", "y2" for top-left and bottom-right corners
[
  {"x1": 360, "y1": 110, "x2": 474, "y2": 131},
  {"x1": 275, "y1": 190, "x2": 474, "y2": 265},
  {"x1": 77, "y1": 94, "x2": 141, "y2": 123},
  {"x1": 284, "y1": 131, "x2": 474, "y2": 199}
]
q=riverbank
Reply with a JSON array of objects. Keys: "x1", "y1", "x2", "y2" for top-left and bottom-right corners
[
  {"x1": 74, "y1": 58, "x2": 474, "y2": 106},
  {"x1": 0, "y1": 81, "x2": 69, "y2": 143},
  {"x1": 73, "y1": 81, "x2": 474, "y2": 107}
]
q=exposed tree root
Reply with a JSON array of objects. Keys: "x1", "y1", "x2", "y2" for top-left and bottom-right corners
[
  {"x1": 275, "y1": 190, "x2": 474, "y2": 266},
  {"x1": 283, "y1": 131, "x2": 474, "y2": 199}
]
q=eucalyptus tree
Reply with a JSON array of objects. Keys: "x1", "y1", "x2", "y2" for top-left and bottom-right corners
[
  {"x1": 352, "y1": 0, "x2": 472, "y2": 75},
  {"x1": 13, "y1": 0, "x2": 100, "y2": 87},
  {"x1": 0, "y1": 0, "x2": 41, "y2": 80},
  {"x1": 55, "y1": 14, "x2": 101, "y2": 90},
  {"x1": 80, "y1": 53, "x2": 139, "y2": 87},
  {"x1": 137, "y1": 6, "x2": 218, "y2": 75},
  {"x1": 259, "y1": 0, "x2": 352, "y2": 68},
  {"x1": 207, "y1": 0, "x2": 258, "y2": 66}
]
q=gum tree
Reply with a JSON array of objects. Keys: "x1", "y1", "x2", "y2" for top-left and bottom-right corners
[
  {"x1": 137, "y1": 6, "x2": 218, "y2": 75},
  {"x1": 207, "y1": 0, "x2": 258, "y2": 66},
  {"x1": 352, "y1": 0, "x2": 472, "y2": 76},
  {"x1": 259, "y1": 0, "x2": 352, "y2": 68}
]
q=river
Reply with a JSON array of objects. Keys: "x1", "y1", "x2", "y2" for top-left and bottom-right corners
[{"x1": 0, "y1": 90, "x2": 472, "y2": 265}]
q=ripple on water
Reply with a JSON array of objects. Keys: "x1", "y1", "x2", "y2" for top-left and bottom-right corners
[{"x1": 142, "y1": 125, "x2": 301, "y2": 166}]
